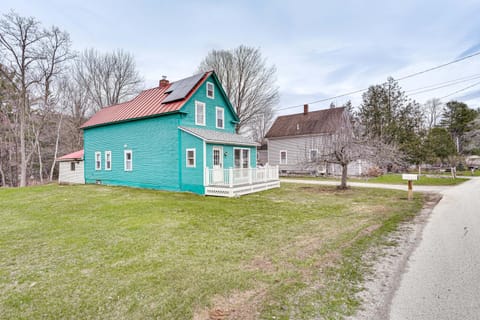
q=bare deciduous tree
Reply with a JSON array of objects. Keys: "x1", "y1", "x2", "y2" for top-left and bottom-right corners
[
  {"x1": 75, "y1": 48, "x2": 143, "y2": 112},
  {"x1": 424, "y1": 98, "x2": 442, "y2": 129},
  {"x1": 198, "y1": 45, "x2": 279, "y2": 135},
  {"x1": 306, "y1": 109, "x2": 403, "y2": 189},
  {"x1": 0, "y1": 11, "x2": 47, "y2": 186}
]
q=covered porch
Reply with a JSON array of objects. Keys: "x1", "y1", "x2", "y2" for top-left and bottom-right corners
[{"x1": 204, "y1": 165, "x2": 280, "y2": 197}]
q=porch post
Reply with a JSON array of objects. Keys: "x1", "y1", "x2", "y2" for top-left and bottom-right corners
[
  {"x1": 229, "y1": 168, "x2": 234, "y2": 188},
  {"x1": 204, "y1": 167, "x2": 209, "y2": 186},
  {"x1": 249, "y1": 168, "x2": 253, "y2": 185}
]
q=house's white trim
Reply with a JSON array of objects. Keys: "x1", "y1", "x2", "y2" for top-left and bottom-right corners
[
  {"x1": 95, "y1": 151, "x2": 101, "y2": 170},
  {"x1": 280, "y1": 150, "x2": 288, "y2": 165},
  {"x1": 178, "y1": 127, "x2": 258, "y2": 147},
  {"x1": 206, "y1": 81, "x2": 214, "y2": 99},
  {"x1": 216, "y1": 107, "x2": 224, "y2": 129},
  {"x1": 203, "y1": 140, "x2": 207, "y2": 186},
  {"x1": 195, "y1": 101, "x2": 206, "y2": 126},
  {"x1": 124, "y1": 150, "x2": 133, "y2": 171},
  {"x1": 234, "y1": 147, "x2": 251, "y2": 169},
  {"x1": 105, "y1": 151, "x2": 112, "y2": 171},
  {"x1": 186, "y1": 148, "x2": 196, "y2": 168}
]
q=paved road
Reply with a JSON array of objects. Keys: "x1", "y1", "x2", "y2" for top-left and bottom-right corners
[
  {"x1": 281, "y1": 178, "x2": 450, "y2": 193},
  {"x1": 389, "y1": 177, "x2": 480, "y2": 319}
]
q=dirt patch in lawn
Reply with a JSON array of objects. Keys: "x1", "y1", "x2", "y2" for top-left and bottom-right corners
[{"x1": 193, "y1": 288, "x2": 267, "y2": 320}]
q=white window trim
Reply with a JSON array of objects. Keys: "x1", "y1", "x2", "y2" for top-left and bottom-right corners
[
  {"x1": 234, "y1": 147, "x2": 251, "y2": 169},
  {"x1": 195, "y1": 101, "x2": 206, "y2": 126},
  {"x1": 206, "y1": 82, "x2": 214, "y2": 99},
  {"x1": 216, "y1": 107, "x2": 224, "y2": 129},
  {"x1": 105, "y1": 151, "x2": 112, "y2": 171},
  {"x1": 95, "y1": 151, "x2": 101, "y2": 170},
  {"x1": 280, "y1": 150, "x2": 288, "y2": 165},
  {"x1": 186, "y1": 148, "x2": 196, "y2": 168},
  {"x1": 124, "y1": 150, "x2": 133, "y2": 171}
]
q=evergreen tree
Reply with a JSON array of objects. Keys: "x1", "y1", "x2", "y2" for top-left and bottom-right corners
[
  {"x1": 357, "y1": 77, "x2": 425, "y2": 163},
  {"x1": 440, "y1": 101, "x2": 477, "y2": 153}
]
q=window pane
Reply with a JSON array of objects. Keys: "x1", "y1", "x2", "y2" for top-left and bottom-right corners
[
  {"x1": 242, "y1": 149, "x2": 249, "y2": 168},
  {"x1": 234, "y1": 149, "x2": 241, "y2": 168},
  {"x1": 207, "y1": 83, "x2": 214, "y2": 98},
  {"x1": 213, "y1": 149, "x2": 220, "y2": 166},
  {"x1": 196, "y1": 102, "x2": 205, "y2": 125}
]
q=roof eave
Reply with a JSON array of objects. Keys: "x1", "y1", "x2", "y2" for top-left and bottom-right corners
[{"x1": 81, "y1": 110, "x2": 183, "y2": 130}]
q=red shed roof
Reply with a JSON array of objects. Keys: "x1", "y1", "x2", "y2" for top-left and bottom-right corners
[
  {"x1": 57, "y1": 149, "x2": 84, "y2": 161},
  {"x1": 80, "y1": 71, "x2": 212, "y2": 129}
]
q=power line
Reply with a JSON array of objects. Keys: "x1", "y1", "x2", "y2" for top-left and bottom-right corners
[
  {"x1": 407, "y1": 73, "x2": 480, "y2": 94},
  {"x1": 395, "y1": 51, "x2": 480, "y2": 81},
  {"x1": 277, "y1": 50, "x2": 480, "y2": 112},
  {"x1": 438, "y1": 80, "x2": 480, "y2": 100}
]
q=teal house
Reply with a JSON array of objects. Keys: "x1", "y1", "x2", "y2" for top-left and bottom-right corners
[{"x1": 80, "y1": 71, "x2": 279, "y2": 197}]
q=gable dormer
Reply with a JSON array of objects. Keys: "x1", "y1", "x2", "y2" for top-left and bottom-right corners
[{"x1": 179, "y1": 72, "x2": 238, "y2": 133}]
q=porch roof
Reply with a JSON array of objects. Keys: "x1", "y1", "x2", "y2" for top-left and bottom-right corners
[{"x1": 179, "y1": 127, "x2": 259, "y2": 147}]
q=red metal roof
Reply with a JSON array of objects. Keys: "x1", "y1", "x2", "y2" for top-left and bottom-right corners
[
  {"x1": 80, "y1": 71, "x2": 212, "y2": 129},
  {"x1": 57, "y1": 149, "x2": 84, "y2": 161}
]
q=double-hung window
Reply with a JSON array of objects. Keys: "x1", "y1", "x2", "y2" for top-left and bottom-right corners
[
  {"x1": 195, "y1": 101, "x2": 206, "y2": 126},
  {"x1": 234, "y1": 148, "x2": 250, "y2": 169},
  {"x1": 216, "y1": 107, "x2": 224, "y2": 129},
  {"x1": 124, "y1": 150, "x2": 132, "y2": 171},
  {"x1": 206, "y1": 82, "x2": 214, "y2": 99},
  {"x1": 95, "y1": 152, "x2": 101, "y2": 170},
  {"x1": 310, "y1": 149, "x2": 318, "y2": 162},
  {"x1": 105, "y1": 151, "x2": 112, "y2": 170},
  {"x1": 186, "y1": 148, "x2": 196, "y2": 168},
  {"x1": 280, "y1": 150, "x2": 287, "y2": 165}
]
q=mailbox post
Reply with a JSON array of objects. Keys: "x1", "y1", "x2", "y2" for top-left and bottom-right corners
[{"x1": 402, "y1": 174, "x2": 418, "y2": 200}]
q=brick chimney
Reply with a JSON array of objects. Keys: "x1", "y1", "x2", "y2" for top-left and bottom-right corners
[
  {"x1": 159, "y1": 76, "x2": 169, "y2": 89},
  {"x1": 303, "y1": 104, "x2": 309, "y2": 115}
]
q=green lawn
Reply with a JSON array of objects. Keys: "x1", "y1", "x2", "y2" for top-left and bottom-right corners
[
  {"x1": 0, "y1": 184, "x2": 423, "y2": 319},
  {"x1": 284, "y1": 173, "x2": 468, "y2": 186}
]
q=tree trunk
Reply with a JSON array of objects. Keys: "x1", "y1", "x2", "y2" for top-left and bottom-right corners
[
  {"x1": 340, "y1": 163, "x2": 348, "y2": 189},
  {"x1": 19, "y1": 98, "x2": 27, "y2": 187},
  {"x1": 49, "y1": 114, "x2": 63, "y2": 181},
  {"x1": 0, "y1": 162, "x2": 6, "y2": 187},
  {"x1": 37, "y1": 141, "x2": 44, "y2": 184}
]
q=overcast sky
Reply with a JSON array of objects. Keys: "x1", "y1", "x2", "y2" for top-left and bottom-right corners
[{"x1": 2, "y1": 0, "x2": 480, "y2": 114}]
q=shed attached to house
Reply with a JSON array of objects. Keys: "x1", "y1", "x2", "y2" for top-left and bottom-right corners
[{"x1": 57, "y1": 150, "x2": 85, "y2": 184}]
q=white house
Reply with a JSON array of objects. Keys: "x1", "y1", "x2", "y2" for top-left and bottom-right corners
[
  {"x1": 265, "y1": 105, "x2": 369, "y2": 176},
  {"x1": 57, "y1": 150, "x2": 84, "y2": 184}
]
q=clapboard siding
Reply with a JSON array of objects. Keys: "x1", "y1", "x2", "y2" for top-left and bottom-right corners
[
  {"x1": 58, "y1": 161, "x2": 85, "y2": 184},
  {"x1": 267, "y1": 135, "x2": 370, "y2": 176},
  {"x1": 267, "y1": 134, "x2": 329, "y2": 170}
]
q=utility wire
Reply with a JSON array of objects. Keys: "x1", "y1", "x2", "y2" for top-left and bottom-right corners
[
  {"x1": 277, "y1": 50, "x2": 480, "y2": 112},
  {"x1": 438, "y1": 80, "x2": 480, "y2": 100},
  {"x1": 396, "y1": 51, "x2": 480, "y2": 81},
  {"x1": 407, "y1": 73, "x2": 480, "y2": 94}
]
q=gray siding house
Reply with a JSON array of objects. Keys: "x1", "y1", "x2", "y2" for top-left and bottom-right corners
[{"x1": 265, "y1": 105, "x2": 367, "y2": 176}]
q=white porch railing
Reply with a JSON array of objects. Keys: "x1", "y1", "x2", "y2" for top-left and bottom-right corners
[{"x1": 204, "y1": 165, "x2": 280, "y2": 197}]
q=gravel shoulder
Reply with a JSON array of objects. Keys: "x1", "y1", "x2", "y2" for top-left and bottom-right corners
[{"x1": 346, "y1": 192, "x2": 442, "y2": 320}]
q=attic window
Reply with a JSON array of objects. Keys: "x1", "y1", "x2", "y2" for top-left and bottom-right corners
[{"x1": 206, "y1": 82, "x2": 214, "y2": 99}]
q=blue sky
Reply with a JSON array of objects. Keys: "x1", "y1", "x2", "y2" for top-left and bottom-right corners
[{"x1": 2, "y1": 0, "x2": 480, "y2": 114}]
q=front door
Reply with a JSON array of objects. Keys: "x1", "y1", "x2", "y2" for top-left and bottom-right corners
[{"x1": 212, "y1": 146, "x2": 224, "y2": 183}]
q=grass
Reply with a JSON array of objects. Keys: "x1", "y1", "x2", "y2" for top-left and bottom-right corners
[
  {"x1": 0, "y1": 183, "x2": 423, "y2": 319},
  {"x1": 284, "y1": 173, "x2": 468, "y2": 186}
]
